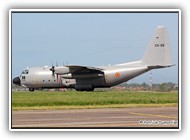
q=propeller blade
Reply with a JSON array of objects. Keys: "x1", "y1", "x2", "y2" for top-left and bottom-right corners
[
  {"x1": 56, "y1": 61, "x2": 58, "y2": 67},
  {"x1": 56, "y1": 74, "x2": 58, "y2": 81},
  {"x1": 50, "y1": 65, "x2": 55, "y2": 77}
]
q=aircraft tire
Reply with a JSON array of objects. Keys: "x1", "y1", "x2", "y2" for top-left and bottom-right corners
[
  {"x1": 87, "y1": 88, "x2": 94, "y2": 91},
  {"x1": 76, "y1": 88, "x2": 94, "y2": 91},
  {"x1": 29, "y1": 88, "x2": 35, "y2": 92}
]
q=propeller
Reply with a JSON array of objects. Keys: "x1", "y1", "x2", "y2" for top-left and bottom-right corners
[
  {"x1": 50, "y1": 65, "x2": 55, "y2": 77},
  {"x1": 56, "y1": 61, "x2": 58, "y2": 67},
  {"x1": 50, "y1": 65, "x2": 59, "y2": 81},
  {"x1": 62, "y1": 61, "x2": 68, "y2": 66}
]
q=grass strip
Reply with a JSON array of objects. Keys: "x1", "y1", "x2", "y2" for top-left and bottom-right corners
[{"x1": 12, "y1": 91, "x2": 178, "y2": 110}]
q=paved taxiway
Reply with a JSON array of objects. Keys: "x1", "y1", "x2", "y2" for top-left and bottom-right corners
[{"x1": 12, "y1": 107, "x2": 178, "y2": 128}]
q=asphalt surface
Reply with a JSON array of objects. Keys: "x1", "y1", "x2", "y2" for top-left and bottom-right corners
[{"x1": 12, "y1": 107, "x2": 178, "y2": 128}]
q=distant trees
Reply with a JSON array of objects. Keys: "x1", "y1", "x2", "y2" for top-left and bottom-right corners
[
  {"x1": 119, "y1": 82, "x2": 178, "y2": 92},
  {"x1": 158, "y1": 82, "x2": 178, "y2": 92}
]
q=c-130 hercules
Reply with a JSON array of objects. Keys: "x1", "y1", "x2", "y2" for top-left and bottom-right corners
[{"x1": 13, "y1": 26, "x2": 174, "y2": 91}]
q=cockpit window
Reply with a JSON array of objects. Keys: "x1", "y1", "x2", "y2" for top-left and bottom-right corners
[{"x1": 22, "y1": 70, "x2": 29, "y2": 74}]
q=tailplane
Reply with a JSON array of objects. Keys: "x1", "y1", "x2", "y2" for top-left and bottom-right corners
[{"x1": 141, "y1": 26, "x2": 173, "y2": 68}]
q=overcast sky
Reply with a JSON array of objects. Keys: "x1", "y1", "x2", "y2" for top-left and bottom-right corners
[{"x1": 11, "y1": 11, "x2": 179, "y2": 84}]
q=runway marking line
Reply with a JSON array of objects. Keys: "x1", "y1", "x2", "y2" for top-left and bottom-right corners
[{"x1": 129, "y1": 112, "x2": 178, "y2": 119}]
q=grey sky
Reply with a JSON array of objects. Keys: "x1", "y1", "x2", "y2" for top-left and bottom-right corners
[{"x1": 12, "y1": 11, "x2": 179, "y2": 84}]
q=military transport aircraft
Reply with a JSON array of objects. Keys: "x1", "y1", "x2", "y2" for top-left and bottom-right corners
[{"x1": 13, "y1": 26, "x2": 174, "y2": 91}]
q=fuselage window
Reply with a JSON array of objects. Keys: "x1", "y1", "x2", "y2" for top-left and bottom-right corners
[
  {"x1": 22, "y1": 70, "x2": 29, "y2": 74},
  {"x1": 22, "y1": 76, "x2": 25, "y2": 80}
]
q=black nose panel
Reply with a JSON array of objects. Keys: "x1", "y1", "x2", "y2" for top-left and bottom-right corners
[{"x1": 13, "y1": 77, "x2": 21, "y2": 85}]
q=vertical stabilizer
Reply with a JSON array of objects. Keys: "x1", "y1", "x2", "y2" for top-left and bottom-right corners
[{"x1": 141, "y1": 26, "x2": 173, "y2": 67}]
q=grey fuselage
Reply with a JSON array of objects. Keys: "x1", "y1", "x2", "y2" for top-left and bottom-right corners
[{"x1": 16, "y1": 62, "x2": 149, "y2": 91}]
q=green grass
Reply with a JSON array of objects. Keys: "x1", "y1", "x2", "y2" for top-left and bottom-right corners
[{"x1": 12, "y1": 91, "x2": 178, "y2": 110}]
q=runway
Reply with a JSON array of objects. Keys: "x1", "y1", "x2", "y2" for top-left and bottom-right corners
[{"x1": 12, "y1": 107, "x2": 178, "y2": 128}]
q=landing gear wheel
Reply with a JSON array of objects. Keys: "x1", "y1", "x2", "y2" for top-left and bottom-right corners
[
  {"x1": 87, "y1": 88, "x2": 94, "y2": 91},
  {"x1": 76, "y1": 88, "x2": 94, "y2": 92},
  {"x1": 29, "y1": 88, "x2": 35, "y2": 92}
]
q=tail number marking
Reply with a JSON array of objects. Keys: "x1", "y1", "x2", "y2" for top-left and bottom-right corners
[{"x1": 155, "y1": 44, "x2": 165, "y2": 47}]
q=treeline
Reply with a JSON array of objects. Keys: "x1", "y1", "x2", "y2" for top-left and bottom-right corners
[{"x1": 119, "y1": 82, "x2": 178, "y2": 92}]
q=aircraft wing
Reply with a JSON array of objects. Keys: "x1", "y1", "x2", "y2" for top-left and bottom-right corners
[{"x1": 65, "y1": 65, "x2": 104, "y2": 74}]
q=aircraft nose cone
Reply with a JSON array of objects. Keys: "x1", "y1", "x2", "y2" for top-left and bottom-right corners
[{"x1": 13, "y1": 77, "x2": 21, "y2": 85}]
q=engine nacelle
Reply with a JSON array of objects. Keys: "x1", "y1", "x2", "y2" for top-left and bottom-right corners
[{"x1": 54, "y1": 67, "x2": 70, "y2": 75}]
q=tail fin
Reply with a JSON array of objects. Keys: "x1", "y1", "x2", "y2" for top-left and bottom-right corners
[{"x1": 141, "y1": 26, "x2": 173, "y2": 67}]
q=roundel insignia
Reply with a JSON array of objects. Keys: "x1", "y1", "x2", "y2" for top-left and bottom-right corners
[{"x1": 115, "y1": 72, "x2": 120, "y2": 78}]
